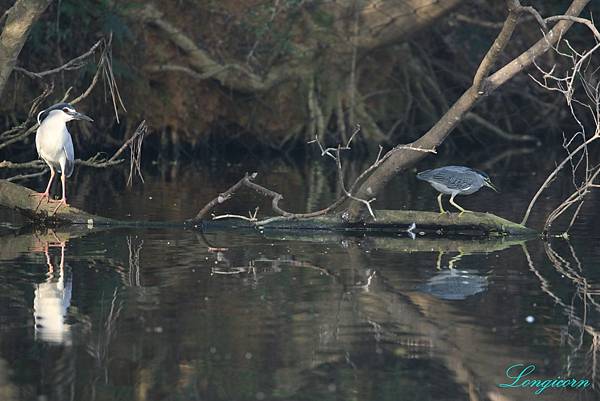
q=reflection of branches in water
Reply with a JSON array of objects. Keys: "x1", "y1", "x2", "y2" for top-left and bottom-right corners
[
  {"x1": 86, "y1": 288, "x2": 123, "y2": 390},
  {"x1": 209, "y1": 255, "x2": 336, "y2": 279},
  {"x1": 126, "y1": 236, "x2": 143, "y2": 287},
  {"x1": 523, "y1": 242, "x2": 600, "y2": 387}
]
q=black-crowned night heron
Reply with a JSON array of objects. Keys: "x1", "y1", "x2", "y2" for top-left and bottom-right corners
[
  {"x1": 417, "y1": 166, "x2": 498, "y2": 214},
  {"x1": 32, "y1": 103, "x2": 93, "y2": 212}
]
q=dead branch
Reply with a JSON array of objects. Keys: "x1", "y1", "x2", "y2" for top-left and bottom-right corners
[
  {"x1": 472, "y1": 0, "x2": 521, "y2": 91},
  {"x1": 14, "y1": 38, "x2": 104, "y2": 79},
  {"x1": 347, "y1": 0, "x2": 591, "y2": 221},
  {"x1": 0, "y1": 0, "x2": 53, "y2": 97},
  {"x1": 0, "y1": 84, "x2": 53, "y2": 150},
  {"x1": 126, "y1": 121, "x2": 147, "y2": 186},
  {"x1": 334, "y1": 145, "x2": 376, "y2": 219},
  {"x1": 5, "y1": 169, "x2": 48, "y2": 182},
  {"x1": 454, "y1": 14, "x2": 505, "y2": 29},
  {"x1": 192, "y1": 173, "x2": 258, "y2": 221},
  {"x1": 145, "y1": 64, "x2": 233, "y2": 80},
  {"x1": 191, "y1": 127, "x2": 377, "y2": 223},
  {"x1": 520, "y1": 16, "x2": 600, "y2": 232},
  {"x1": 213, "y1": 207, "x2": 259, "y2": 222},
  {"x1": 465, "y1": 112, "x2": 540, "y2": 144},
  {"x1": 194, "y1": 124, "x2": 433, "y2": 226},
  {"x1": 136, "y1": 4, "x2": 292, "y2": 93}
]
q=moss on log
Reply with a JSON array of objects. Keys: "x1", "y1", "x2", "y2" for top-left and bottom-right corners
[
  {"x1": 266, "y1": 210, "x2": 536, "y2": 236},
  {"x1": 0, "y1": 179, "x2": 116, "y2": 226},
  {"x1": 0, "y1": 179, "x2": 537, "y2": 237}
]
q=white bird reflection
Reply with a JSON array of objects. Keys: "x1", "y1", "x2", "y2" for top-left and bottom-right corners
[{"x1": 33, "y1": 239, "x2": 72, "y2": 346}]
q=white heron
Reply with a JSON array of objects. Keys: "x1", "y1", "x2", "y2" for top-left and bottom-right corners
[{"x1": 32, "y1": 103, "x2": 93, "y2": 212}]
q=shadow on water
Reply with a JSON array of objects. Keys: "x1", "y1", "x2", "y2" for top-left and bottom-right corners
[{"x1": 0, "y1": 223, "x2": 598, "y2": 401}]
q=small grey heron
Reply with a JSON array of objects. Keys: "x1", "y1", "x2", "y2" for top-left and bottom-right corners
[
  {"x1": 417, "y1": 166, "x2": 498, "y2": 214},
  {"x1": 32, "y1": 102, "x2": 93, "y2": 212}
]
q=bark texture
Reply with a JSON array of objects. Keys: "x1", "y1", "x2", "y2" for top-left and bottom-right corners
[{"x1": 0, "y1": 0, "x2": 52, "y2": 97}]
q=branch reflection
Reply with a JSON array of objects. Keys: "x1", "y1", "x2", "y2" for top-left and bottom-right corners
[{"x1": 524, "y1": 240, "x2": 600, "y2": 389}]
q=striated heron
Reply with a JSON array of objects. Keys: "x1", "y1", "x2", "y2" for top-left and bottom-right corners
[{"x1": 417, "y1": 166, "x2": 498, "y2": 214}]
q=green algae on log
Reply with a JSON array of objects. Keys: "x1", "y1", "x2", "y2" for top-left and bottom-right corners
[{"x1": 209, "y1": 210, "x2": 537, "y2": 237}]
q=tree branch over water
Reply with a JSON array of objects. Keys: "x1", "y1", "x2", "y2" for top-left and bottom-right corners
[
  {"x1": 0, "y1": 0, "x2": 53, "y2": 97},
  {"x1": 520, "y1": 16, "x2": 600, "y2": 234},
  {"x1": 346, "y1": 0, "x2": 592, "y2": 221}
]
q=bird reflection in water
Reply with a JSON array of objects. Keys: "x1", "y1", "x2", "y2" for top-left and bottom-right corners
[
  {"x1": 32, "y1": 233, "x2": 72, "y2": 345},
  {"x1": 419, "y1": 252, "x2": 488, "y2": 301}
]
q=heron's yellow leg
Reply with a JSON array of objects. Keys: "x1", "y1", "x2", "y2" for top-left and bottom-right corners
[
  {"x1": 448, "y1": 253, "x2": 463, "y2": 270},
  {"x1": 449, "y1": 194, "x2": 469, "y2": 215},
  {"x1": 437, "y1": 193, "x2": 446, "y2": 214},
  {"x1": 436, "y1": 251, "x2": 444, "y2": 270}
]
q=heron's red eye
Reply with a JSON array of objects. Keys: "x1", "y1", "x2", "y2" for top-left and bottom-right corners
[{"x1": 62, "y1": 108, "x2": 69, "y2": 113}]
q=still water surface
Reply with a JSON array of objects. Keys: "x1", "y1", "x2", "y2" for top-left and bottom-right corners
[{"x1": 1, "y1": 158, "x2": 599, "y2": 401}]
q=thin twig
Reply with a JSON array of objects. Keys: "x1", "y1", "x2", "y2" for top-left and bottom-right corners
[{"x1": 14, "y1": 39, "x2": 104, "y2": 79}]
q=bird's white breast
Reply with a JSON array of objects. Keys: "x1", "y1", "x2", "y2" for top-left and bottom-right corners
[{"x1": 36, "y1": 114, "x2": 73, "y2": 166}]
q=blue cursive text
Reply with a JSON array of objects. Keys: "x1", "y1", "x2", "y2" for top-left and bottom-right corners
[{"x1": 498, "y1": 363, "x2": 590, "y2": 395}]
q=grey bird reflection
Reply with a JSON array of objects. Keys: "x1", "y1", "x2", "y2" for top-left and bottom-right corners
[
  {"x1": 418, "y1": 268, "x2": 488, "y2": 301},
  {"x1": 33, "y1": 238, "x2": 72, "y2": 345}
]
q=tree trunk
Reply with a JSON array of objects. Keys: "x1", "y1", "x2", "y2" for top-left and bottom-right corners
[
  {"x1": 346, "y1": 0, "x2": 592, "y2": 221},
  {"x1": 0, "y1": 0, "x2": 52, "y2": 97}
]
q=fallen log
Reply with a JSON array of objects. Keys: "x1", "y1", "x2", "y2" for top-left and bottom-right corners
[
  {"x1": 0, "y1": 179, "x2": 537, "y2": 236},
  {"x1": 0, "y1": 179, "x2": 117, "y2": 226}
]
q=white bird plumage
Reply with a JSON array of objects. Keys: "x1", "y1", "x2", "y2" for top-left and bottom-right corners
[
  {"x1": 36, "y1": 109, "x2": 75, "y2": 177},
  {"x1": 32, "y1": 102, "x2": 93, "y2": 212}
]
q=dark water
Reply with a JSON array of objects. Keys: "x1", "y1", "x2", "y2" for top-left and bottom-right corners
[{"x1": 1, "y1": 157, "x2": 600, "y2": 401}]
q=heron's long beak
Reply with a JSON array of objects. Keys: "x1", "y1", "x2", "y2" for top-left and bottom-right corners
[
  {"x1": 486, "y1": 181, "x2": 499, "y2": 192},
  {"x1": 72, "y1": 112, "x2": 93, "y2": 122}
]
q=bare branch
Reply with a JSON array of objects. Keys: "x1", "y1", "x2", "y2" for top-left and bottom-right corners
[
  {"x1": 14, "y1": 39, "x2": 104, "y2": 79},
  {"x1": 472, "y1": 0, "x2": 521, "y2": 91},
  {"x1": 212, "y1": 214, "x2": 257, "y2": 222},
  {"x1": 335, "y1": 146, "x2": 376, "y2": 220},
  {"x1": 521, "y1": 17, "x2": 600, "y2": 232},
  {"x1": 347, "y1": 0, "x2": 592, "y2": 220},
  {"x1": 192, "y1": 173, "x2": 259, "y2": 222},
  {"x1": 145, "y1": 64, "x2": 232, "y2": 80},
  {"x1": 465, "y1": 112, "x2": 540, "y2": 143},
  {"x1": 544, "y1": 15, "x2": 600, "y2": 41}
]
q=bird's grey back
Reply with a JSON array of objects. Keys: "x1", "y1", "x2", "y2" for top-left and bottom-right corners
[{"x1": 417, "y1": 166, "x2": 484, "y2": 193}]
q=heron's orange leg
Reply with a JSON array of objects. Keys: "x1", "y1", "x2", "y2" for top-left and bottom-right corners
[
  {"x1": 30, "y1": 166, "x2": 59, "y2": 210},
  {"x1": 51, "y1": 174, "x2": 69, "y2": 215}
]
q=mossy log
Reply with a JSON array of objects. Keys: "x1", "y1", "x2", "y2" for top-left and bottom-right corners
[
  {"x1": 0, "y1": 179, "x2": 117, "y2": 226},
  {"x1": 0, "y1": 179, "x2": 537, "y2": 237}
]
